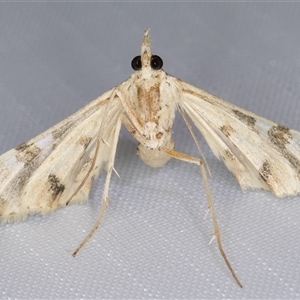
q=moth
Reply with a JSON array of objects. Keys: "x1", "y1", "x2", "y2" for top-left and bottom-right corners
[{"x1": 1, "y1": 29, "x2": 300, "y2": 288}]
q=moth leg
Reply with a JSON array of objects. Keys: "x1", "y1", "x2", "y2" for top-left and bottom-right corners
[
  {"x1": 161, "y1": 147, "x2": 243, "y2": 288},
  {"x1": 72, "y1": 118, "x2": 122, "y2": 257},
  {"x1": 178, "y1": 106, "x2": 211, "y2": 175}
]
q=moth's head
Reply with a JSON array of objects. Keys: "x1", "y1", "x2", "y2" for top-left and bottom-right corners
[{"x1": 131, "y1": 29, "x2": 163, "y2": 75}]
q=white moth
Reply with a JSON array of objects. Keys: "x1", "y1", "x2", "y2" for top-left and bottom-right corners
[{"x1": 1, "y1": 29, "x2": 300, "y2": 288}]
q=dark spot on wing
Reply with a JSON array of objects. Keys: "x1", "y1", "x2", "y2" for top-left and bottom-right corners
[
  {"x1": 268, "y1": 124, "x2": 291, "y2": 147},
  {"x1": 15, "y1": 142, "x2": 29, "y2": 152},
  {"x1": 232, "y1": 110, "x2": 256, "y2": 128},
  {"x1": 52, "y1": 120, "x2": 73, "y2": 140},
  {"x1": 48, "y1": 174, "x2": 65, "y2": 200},
  {"x1": 220, "y1": 124, "x2": 235, "y2": 137},
  {"x1": 259, "y1": 160, "x2": 272, "y2": 182},
  {"x1": 267, "y1": 124, "x2": 300, "y2": 175},
  {"x1": 225, "y1": 149, "x2": 237, "y2": 162},
  {"x1": 78, "y1": 136, "x2": 92, "y2": 150},
  {"x1": 15, "y1": 143, "x2": 41, "y2": 164}
]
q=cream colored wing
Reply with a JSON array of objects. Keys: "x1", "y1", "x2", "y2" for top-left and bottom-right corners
[
  {"x1": 177, "y1": 78, "x2": 300, "y2": 197},
  {"x1": 0, "y1": 88, "x2": 123, "y2": 222}
]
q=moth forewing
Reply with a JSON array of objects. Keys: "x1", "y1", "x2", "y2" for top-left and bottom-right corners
[
  {"x1": 179, "y1": 80, "x2": 300, "y2": 196},
  {"x1": 0, "y1": 88, "x2": 122, "y2": 222}
]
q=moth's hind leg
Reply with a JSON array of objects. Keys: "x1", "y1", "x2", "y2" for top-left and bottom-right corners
[{"x1": 161, "y1": 147, "x2": 243, "y2": 288}]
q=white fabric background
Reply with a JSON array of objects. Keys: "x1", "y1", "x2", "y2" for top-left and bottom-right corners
[{"x1": 0, "y1": 3, "x2": 300, "y2": 299}]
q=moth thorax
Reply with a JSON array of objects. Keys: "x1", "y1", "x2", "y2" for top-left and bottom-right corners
[{"x1": 137, "y1": 135, "x2": 174, "y2": 168}]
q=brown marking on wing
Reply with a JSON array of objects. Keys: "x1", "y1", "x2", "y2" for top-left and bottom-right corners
[
  {"x1": 52, "y1": 120, "x2": 73, "y2": 140},
  {"x1": 181, "y1": 87, "x2": 214, "y2": 104},
  {"x1": 48, "y1": 174, "x2": 65, "y2": 201},
  {"x1": 15, "y1": 143, "x2": 41, "y2": 164},
  {"x1": 15, "y1": 142, "x2": 29, "y2": 152},
  {"x1": 232, "y1": 110, "x2": 256, "y2": 128},
  {"x1": 220, "y1": 124, "x2": 236, "y2": 137},
  {"x1": 77, "y1": 136, "x2": 92, "y2": 150},
  {"x1": 268, "y1": 124, "x2": 291, "y2": 147},
  {"x1": 224, "y1": 149, "x2": 237, "y2": 162},
  {"x1": 259, "y1": 160, "x2": 272, "y2": 183},
  {"x1": 268, "y1": 124, "x2": 300, "y2": 176}
]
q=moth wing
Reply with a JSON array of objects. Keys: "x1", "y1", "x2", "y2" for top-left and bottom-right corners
[
  {"x1": 0, "y1": 88, "x2": 123, "y2": 222},
  {"x1": 177, "y1": 78, "x2": 300, "y2": 197}
]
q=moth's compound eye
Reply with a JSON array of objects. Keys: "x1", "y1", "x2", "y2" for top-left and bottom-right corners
[
  {"x1": 151, "y1": 55, "x2": 163, "y2": 70},
  {"x1": 131, "y1": 56, "x2": 142, "y2": 70}
]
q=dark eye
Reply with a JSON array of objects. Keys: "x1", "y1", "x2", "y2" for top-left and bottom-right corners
[
  {"x1": 151, "y1": 55, "x2": 163, "y2": 70},
  {"x1": 131, "y1": 56, "x2": 142, "y2": 70}
]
